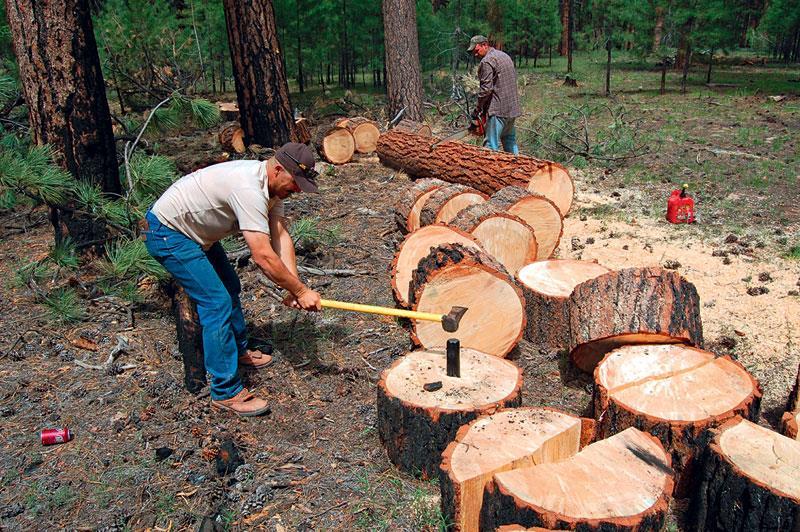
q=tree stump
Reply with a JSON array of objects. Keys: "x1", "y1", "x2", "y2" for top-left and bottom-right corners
[
  {"x1": 440, "y1": 407, "x2": 587, "y2": 532},
  {"x1": 392, "y1": 118, "x2": 432, "y2": 136},
  {"x1": 517, "y1": 260, "x2": 611, "y2": 349},
  {"x1": 171, "y1": 283, "x2": 206, "y2": 393},
  {"x1": 409, "y1": 244, "x2": 526, "y2": 358},
  {"x1": 782, "y1": 362, "x2": 800, "y2": 440},
  {"x1": 336, "y1": 116, "x2": 381, "y2": 153},
  {"x1": 395, "y1": 178, "x2": 447, "y2": 233},
  {"x1": 450, "y1": 203, "x2": 538, "y2": 276},
  {"x1": 690, "y1": 417, "x2": 800, "y2": 532},
  {"x1": 419, "y1": 184, "x2": 489, "y2": 227},
  {"x1": 314, "y1": 124, "x2": 355, "y2": 164},
  {"x1": 481, "y1": 427, "x2": 674, "y2": 531},
  {"x1": 217, "y1": 102, "x2": 239, "y2": 121},
  {"x1": 489, "y1": 186, "x2": 563, "y2": 260},
  {"x1": 567, "y1": 267, "x2": 704, "y2": 373},
  {"x1": 390, "y1": 225, "x2": 483, "y2": 308},
  {"x1": 594, "y1": 344, "x2": 762, "y2": 496},
  {"x1": 377, "y1": 348, "x2": 523, "y2": 479},
  {"x1": 219, "y1": 121, "x2": 246, "y2": 153},
  {"x1": 292, "y1": 117, "x2": 312, "y2": 145},
  {"x1": 376, "y1": 129, "x2": 574, "y2": 215}
]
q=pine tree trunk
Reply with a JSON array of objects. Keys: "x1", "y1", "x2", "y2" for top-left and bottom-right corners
[
  {"x1": 382, "y1": 0, "x2": 424, "y2": 121},
  {"x1": 559, "y1": 0, "x2": 570, "y2": 56},
  {"x1": 605, "y1": 38, "x2": 612, "y2": 96},
  {"x1": 652, "y1": 7, "x2": 665, "y2": 53},
  {"x1": 706, "y1": 52, "x2": 713, "y2": 84},
  {"x1": 5, "y1": 0, "x2": 120, "y2": 195},
  {"x1": 222, "y1": 0, "x2": 295, "y2": 147}
]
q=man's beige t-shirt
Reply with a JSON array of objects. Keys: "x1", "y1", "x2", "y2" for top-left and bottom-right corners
[{"x1": 152, "y1": 160, "x2": 285, "y2": 247}]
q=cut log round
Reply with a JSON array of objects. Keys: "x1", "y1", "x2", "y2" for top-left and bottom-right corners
[
  {"x1": 395, "y1": 178, "x2": 447, "y2": 233},
  {"x1": 440, "y1": 407, "x2": 585, "y2": 532},
  {"x1": 314, "y1": 125, "x2": 355, "y2": 164},
  {"x1": 392, "y1": 118, "x2": 432, "y2": 136},
  {"x1": 217, "y1": 102, "x2": 239, "y2": 121},
  {"x1": 517, "y1": 260, "x2": 611, "y2": 349},
  {"x1": 377, "y1": 349, "x2": 523, "y2": 479},
  {"x1": 782, "y1": 362, "x2": 800, "y2": 440},
  {"x1": 376, "y1": 129, "x2": 574, "y2": 215},
  {"x1": 419, "y1": 184, "x2": 489, "y2": 227},
  {"x1": 218, "y1": 121, "x2": 246, "y2": 153},
  {"x1": 409, "y1": 244, "x2": 526, "y2": 358},
  {"x1": 481, "y1": 427, "x2": 673, "y2": 531},
  {"x1": 568, "y1": 267, "x2": 704, "y2": 373},
  {"x1": 390, "y1": 225, "x2": 484, "y2": 308},
  {"x1": 335, "y1": 116, "x2": 381, "y2": 153},
  {"x1": 450, "y1": 203, "x2": 538, "y2": 276},
  {"x1": 594, "y1": 344, "x2": 762, "y2": 496},
  {"x1": 690, "y1": 417, "x2": 800, "y2": 531},
  {"x1": 292, "y1": 117, "x2": 312, "y2": 145},
  {"x1": 489, "y1": 187, "x2": 563, "y2": 259}
]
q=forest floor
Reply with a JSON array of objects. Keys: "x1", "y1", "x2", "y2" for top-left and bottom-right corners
[{"x1": 1, "y1": 56, "x2": 799, "y2": 531}]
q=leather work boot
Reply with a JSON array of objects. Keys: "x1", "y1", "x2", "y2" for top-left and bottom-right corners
[
  {"x1": 238, "y1": 349, "x2": 273, "y2": 369},
  {"x1": 211, "y1": 389, "x2": 270, "y2": 417}
]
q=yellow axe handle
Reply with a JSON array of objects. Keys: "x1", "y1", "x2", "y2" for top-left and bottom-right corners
[{"x1": 320, "y1": 299, "x2": 444, "y2": 323}]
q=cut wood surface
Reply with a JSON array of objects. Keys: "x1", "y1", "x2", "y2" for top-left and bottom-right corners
[
  {"x1": 440, "y1": 408, "x2": 583, "y2": 532},
  {"x1": 481, "y1": 427, "x2": 673, "y2": 531},
  {"x1": 782, "y1": 363, "x2": 800, "y2": 440},
  {"x1": 419, "y1": 184, "x2": 489, "y2": 227},
  {"x1": 314, "y1": 125, "x2": 355, "y2": 164},
  {"x1": 292, "y1": 117, "x2": 312, "y2": 145},
  {"x1": 450, "y1": 202, "x2": 538, "y2": 276},
  {"x1": 377, "y1": 349, "x2": 523, "y2": 479},
  {"x1": 336, "y1": 116, "x2": 381, "y2": 153},
  {"x1": 376, "y1": 129, "x2": 574, "y2": 215},
  {"x1": 395, "y1": 178, "x2": 447, "y2": 233},
  {"x1": 490, "y1": 186, "x2": 564, "y2": 259},
  {"x1": 392, "y1": 118, "x2": 432, "y2": 136},
  {"x1": 408, "y1": 244, "x2": 526, "y2": 358},
  {"x1": 218, "y1": 121, "x2": 245, "y2": 153},
  {"x1": 390, "y1": 225, "x2": 483, "y2": 308},
  {"x1": 595, "y1": 344, "x2": 761, "y2": 496},
  {"x1": 517, "y1": 260, "x2": 611, "y2": 349},
  {"x1": 690, "y1": 417, "x2": 800, "y2": 531},
  {"x1": 217, "y1": 102, "x2": 239, "y2": 121},
  {"x1": 568, "y1": 267, "x2": 704, "y2": 373}
]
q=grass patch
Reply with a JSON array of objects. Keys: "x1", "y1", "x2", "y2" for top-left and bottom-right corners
[
  {"x1": 42, "y1": 287, "x2": 86, "y2": 323},
  {"x1": 786, "y1": 245, "x2": 800, "y2": 260}
]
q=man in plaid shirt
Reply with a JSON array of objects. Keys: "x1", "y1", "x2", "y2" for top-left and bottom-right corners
[{"x1": 468, "y1": 35, "x2": 521, "y2": 154}]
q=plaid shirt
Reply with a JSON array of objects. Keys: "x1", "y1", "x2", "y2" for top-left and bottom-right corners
[{"x1": 477, "y1": 48, "x2": 521, "y2": 118}]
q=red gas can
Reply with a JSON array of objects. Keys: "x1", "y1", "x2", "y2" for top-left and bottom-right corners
[{"x1": 666, "y1": 184, "x2": 696, "y2": 224}]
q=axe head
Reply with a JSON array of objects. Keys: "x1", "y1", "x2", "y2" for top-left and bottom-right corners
[{"x1": 442, "y1": 306, "x2": 468, "y2": 332}]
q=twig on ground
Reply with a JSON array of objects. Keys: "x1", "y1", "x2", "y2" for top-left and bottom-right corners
[
  {"x1": 701, "y1": 147, "x2": 768, "y2": 160},
  {"x1": 74, "y1": 335, "x2": 135, "y2": 372}
]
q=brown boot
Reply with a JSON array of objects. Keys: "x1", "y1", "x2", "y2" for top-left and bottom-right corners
[
  {"x1": 238, "y1": 349, "x2": 273, "y2": 369},
  {"x1": 211, "y1": 388, "x2": 270, "y2": 417}
]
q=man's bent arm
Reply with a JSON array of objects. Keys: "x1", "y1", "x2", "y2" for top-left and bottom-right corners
[
  {"x1": 268, "y1": 214, "x2": 299, "y2": 277},
  {"x1": 242, "y1": 230, "x2": 307, "y2": 297}
]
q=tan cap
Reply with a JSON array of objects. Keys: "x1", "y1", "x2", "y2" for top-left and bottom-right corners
[{"x1": 467, "y1": 35, "x2": 488, "y2": 51}]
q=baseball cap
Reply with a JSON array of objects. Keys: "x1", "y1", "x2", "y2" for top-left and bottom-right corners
[
  {"x1": 276, "y1": 142, "x2": 319, "y2": 193},
  {"x1": 467, "y1": 35, "x2": 488, "y2": 52}
]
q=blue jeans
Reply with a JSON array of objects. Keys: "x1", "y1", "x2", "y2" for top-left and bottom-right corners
[
  {"x1": 484, "y1": 116, "x2": 519, "y2": 154},
  {"x1": 143, "y1": 211, "x2": 248, "y2": 400}
]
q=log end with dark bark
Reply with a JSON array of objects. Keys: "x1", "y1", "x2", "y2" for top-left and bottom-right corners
[
  {"x1": 219, "y1": 121, "x2": 246, "y2": 153},
  {"x1": 395, "y1": 178, "x2": 447, "y2": 233},
  {"x1": 171, "y1": 283, "x2": 206, "y2": 394},
  {"x1": 377, "y1": 349, "x2": 523, "y2": 479},
  {"x1": 419, "y1": 184, "x2": 488, "y2": 227},
  {"x1": 314, "y1": 125, "x2": 355, "y2": 164},
  {"x1": 337, "y1": 116, "x2": 381, "y2": 153},
  {"x1": 490, "y1": 187, "x2": 564, "y2": 260}
]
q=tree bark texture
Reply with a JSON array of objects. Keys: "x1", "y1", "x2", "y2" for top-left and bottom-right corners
[
  {"x1": 419, "y1": 184, "x2": 488, "y2": 227},
  {"x1": 559, "y1": 0, "x2": 570, "y2": 56},
  {"x1": 568, "y1": 267, "x2": 704, "y2": 373},
  {"x1": 222, "y1": 0, "x2": 295, "y2": 148},
  {"x1": 382, "y1": 0, "x2": 424, "y2": 121},
  {"x1": 218, "y1": 122, "x2": 246, "y2": 153},
  {"x1": 171, "y1": 283, "x2": 206, "y2": 394},
  {"x1": 782, "y1": 362, "x2": 800, "y2": 440},
  {"x1": 377, "y1": 130, "x2": 574, "y2": 215},
  {"x1": 5, "y1": 0, "x2": 120, "y2": 195},
  {"x1": 392, "y1": 119, "x2": 431, "y2": 136},
  {"x1": 395, "y1": 178, "x2": 447, "y2": 233}
]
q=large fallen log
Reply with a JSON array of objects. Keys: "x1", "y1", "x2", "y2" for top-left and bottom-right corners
[
  {"x1": 440, "y1": 407, "x2": 588, "y2": 532},
  {"x1": 595, "y1": 344, "x2": 761, "y2": 496},
  {"x1": 314, "y1": 124, "x2": 355, "y2": 164},
  {"x1": 392, "y1": 119, "x2": 432, "y2": 136},
  {"x1": 376, "y1": 129, "x2": 574, "y2": 216},
  {"x1": 409, "y1": 244, "x2": 526, "y2": 358},
  {"x1": 450, "y1": 203, "x2": 538, "y2": 276},
  {"x1": 782, "y1": 362, "x2": 800, "y2": 440},
  {"x1": 517, "y1": 260, "x2": 611, "y2": 349},
  {"x1": 377, "y1": 348, "x2": 522, "y2": 479},
  {"x1": 395, "y1": 178, "x2": 447, "y2": 233},
  {"x1": 489, "y1": 187, "x2": 563, "y2": 260},
  {"x1": 690, "y1": 417, "x2": 800, "y2": 531},
  {"x1": 390, "y1": 225, "x2": 484, "y2": 308},
  {"x1": 218, "y1": 121, "x2": 246, "y2": 153},
  {"x1": 336, "y1": 116, "x2": 381, "y2": 153},
  {"x1": 419, "y1": 184, "x2": 488, "y2": 227},
  {"x1": 481, "y1": 427, "x2": 673, "y2": 531},
  {"x1": 568, "y1": 267, "x2": 704, "y2": 373}
]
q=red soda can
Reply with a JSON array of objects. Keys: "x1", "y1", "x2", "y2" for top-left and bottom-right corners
[{"x1": 40, "y1": 427, "x2": 73, "y2": 445}]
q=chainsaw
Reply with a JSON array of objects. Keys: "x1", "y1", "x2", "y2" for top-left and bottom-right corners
[{"x1": 429, "y1": 111, "x2": 487, "y2": 151}]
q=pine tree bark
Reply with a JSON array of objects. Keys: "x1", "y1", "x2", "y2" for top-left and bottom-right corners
[
  {"x1": 5, "y1": 0, "x2": 120, "y2": 195},
  {"x1": 222, "y1": 0, "x2": 295, "y2": 147},
  {"x1": 559, "y1": 0, "x2": 571, "y2": 56},
  {"x1": 381, "y1": 0, "x2": 424, "y2": 121}
]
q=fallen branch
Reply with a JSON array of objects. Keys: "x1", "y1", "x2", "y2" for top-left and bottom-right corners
[
  {"x1": 701, "y1": 147, "x2": 767, "y2": 160},
  {"x1": 74, "y1": 335, "x2": 135, "y2": 372}
]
